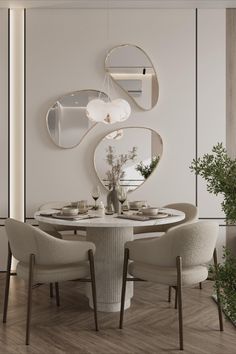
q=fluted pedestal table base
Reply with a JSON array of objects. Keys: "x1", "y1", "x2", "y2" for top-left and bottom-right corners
[{"x1": 86, "y1": 227, "x2": 133, "y2": 312}]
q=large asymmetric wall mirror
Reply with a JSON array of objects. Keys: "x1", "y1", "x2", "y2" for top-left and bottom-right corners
[
  {"x1": 46, "y1": 90, "x2": 108, "y2": 149},
  {"x1": 94, "y1": 127, "x2": 163, "y2": 191},
  {"x1": 105, "y1": 44, "x2": 159, "y2": 111}
]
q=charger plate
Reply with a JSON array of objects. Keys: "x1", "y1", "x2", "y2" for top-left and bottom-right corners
[{"x1": 137, "y1": 212, "x2": 169, "y2": 219}]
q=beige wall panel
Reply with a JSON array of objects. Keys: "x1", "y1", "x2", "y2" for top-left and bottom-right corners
[
  {"x1": 0, "y1": 9, "x2": 8, "y2": 270},
  {"x1": 0, "y1": 9, "x2": 8, "y2": 218},
  {"x1": 198, "y1": 9, "x2": 226, "y2": 219},
  {"x1": 26, "y1": 9, "x2": 196, "y2": 217},
  {"x1": 226, "y1": 9, "x2": 236, "y2": 254}
]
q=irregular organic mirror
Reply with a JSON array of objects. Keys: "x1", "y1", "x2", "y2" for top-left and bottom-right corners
[
  {"x1": 94, "y1": 127, "x2": 163, "y2": 191},
  {"x1": 46, "y1": 90, "x2": 108, "y2": 149},
  {"x1": 105, "y1": 44, "x2": 159, "y2": 111}
]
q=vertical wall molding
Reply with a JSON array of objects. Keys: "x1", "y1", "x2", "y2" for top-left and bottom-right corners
[
  {"x1": 226, "y1": 9, "x2": 236, "y2": 254},
  {"x1": 226, "y1": 9, "x2": 236, "y2": 159},
  {"x1": 9, "y1": 9, "x2": 25, "y2": 221},
  {"x1": 195, "y1": 8, "x2": 198, "y2": 207},
  {"x1": 8, "y1": 9, "x2": 10, "y2": 220},
  {"x1": 24, "y1": 9, "x2": 26, "y2": 222}
]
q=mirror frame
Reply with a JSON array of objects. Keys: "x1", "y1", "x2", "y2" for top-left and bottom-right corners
[
  {"x1": 46, "y1": 89, "x2": 108, "y2": 149},
  {"x1": 105, "y1": 44, "x2": 159, "y2": 111},
  {"x1": 94, "y1": 126, "x2": 163, "y2": 192}
]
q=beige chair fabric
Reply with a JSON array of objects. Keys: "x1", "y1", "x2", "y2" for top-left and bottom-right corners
[
  {"x1": 127, "y1": 221, "x2": 218, "y2": 286},
  {"x1": 5, "y1": 219, "x2": 94, "y2": 281},
  {"x1": 133, "y1": 202, "x2": 198, "y2": 237},
  {"x1": 120, "y1": 221, "x2": 223, "y2": 350},
  {"x1": 38, "y1": 201, "x2": 86, "y2": 240},
  {"x1": 3, "y1": 218, "x2": 98, "y2": 344}
]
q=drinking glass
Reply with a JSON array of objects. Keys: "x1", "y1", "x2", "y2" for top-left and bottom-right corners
[
  {"x1": 78, "y1": 200, "x2": 88, "y2": 214},
  {"x1": 117, "y1": 187, "x2": 127, "y2": 214},
  {"x1": 91, "y1": 186, "x2": 100, "y2": 209}
]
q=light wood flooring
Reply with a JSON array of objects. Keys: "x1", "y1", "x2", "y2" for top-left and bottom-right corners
[{"x1": 0, "y1": 275, "x2": 235, "y2": 354}]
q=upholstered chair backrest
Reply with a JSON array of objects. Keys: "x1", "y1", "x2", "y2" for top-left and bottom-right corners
[
  {"x1": 38, "y1": 202, "x2": 80, "y2": 234},
  {"x1": 164, "y1": 221, "x2": 218, "y2": 267},
  {"x1": 5, "y1": 218, "x2": 95, "y2": 265},
  {"x1": 164, "y1": 203, "x2": 198, "y2": 224}
]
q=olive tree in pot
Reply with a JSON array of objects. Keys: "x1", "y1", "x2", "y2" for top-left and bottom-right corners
[{"x1": 190, "y1": 142, "x2": 236, "y2": 324}]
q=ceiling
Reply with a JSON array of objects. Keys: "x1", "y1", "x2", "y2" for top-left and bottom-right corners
[{"x1": 1, "y1": 0, "x2": 236, "y2": 9}]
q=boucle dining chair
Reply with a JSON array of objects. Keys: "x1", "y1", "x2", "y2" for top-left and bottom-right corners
[
  {"x1": 133, "y1": 202, "x2": 198, "y2": 235},
  {"x1": 119, "y1": 221, "x2": 223, "y2": 351},
  {"x1": 39, "y1": 202, "x2": 87, "y2": 299},
  {"x1": 164, "y1": 203, "x2": 200, "y2": 299},
  {"x1": 38, "y1": 201, "x2": 86, "y2": 240},
  {"x1": 3, "y1": 218, "x2": 98, "y2": 345},
  {"x1": 133, "y1": 203, "x2": 199, "y2": 300}
]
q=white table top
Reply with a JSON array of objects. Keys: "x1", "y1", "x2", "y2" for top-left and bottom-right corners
[{"x1": 34, "y1": 208, "x2": 185, "y2": 228}]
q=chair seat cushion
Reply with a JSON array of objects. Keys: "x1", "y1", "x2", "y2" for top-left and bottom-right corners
[
  {"x1": 17, "y1": 261, "x2": 90, "y2": 283},
  {"x1": 128, "y1": 261, "x2": 208, "y2": 286}
]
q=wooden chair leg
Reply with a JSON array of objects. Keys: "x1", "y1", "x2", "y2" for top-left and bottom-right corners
[
  {"x1": 88, "y1": 249, "x2": 98, "y2": 331},
  {"x1": 213, "y1": 249, "x2": 224, "y2": 331},
  {"x1": 199, "y1": 282, "x2": 202, "y2": 290},
  {"x1": 3, "y1": 244, "x2": 12, "y2": 323},
  {"x1": 174, "y1": 286, "x2": 178, "y2": 309},
  {"x1": 26, "y1": 254, "x2": 35, "y2": 345},
  {"x1": 176, "y1": 256, "x2": 184, "y2": 351},
  {"x1": 119, "y1": 248, "x2": 129, "y2": 329},
  {"x1": 168, "y1": 286, "x2": 172, "y2": 302},
  {"x1": 55, "y1": 283, "x2": 60, "y2": 307},
  {"x1": 49, "y1": 283, "x2": 54, "y2": 298}
]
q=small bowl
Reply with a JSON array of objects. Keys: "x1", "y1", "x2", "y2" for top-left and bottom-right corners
[
  {"x1": 141, "y1": 207, "x2": 159, "y2": 216},
  {"x1": 61, "y1": 207, "x2": 79, "y2": 216}
]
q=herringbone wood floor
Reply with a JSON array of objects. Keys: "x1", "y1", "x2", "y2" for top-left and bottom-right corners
[{"x1": 0, "y1": 275, "x2": 235, "y2": 354}]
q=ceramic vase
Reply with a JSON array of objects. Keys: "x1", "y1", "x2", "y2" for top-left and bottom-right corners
[{"x1": 107, "y1": 184, "x2": 120, "y2": 214}]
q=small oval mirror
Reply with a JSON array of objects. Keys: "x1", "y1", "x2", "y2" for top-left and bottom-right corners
[
  {"x1": 94, "y1": 127, "x2": 163, "y2": 192},
  {"x1": 46, "y1": 90, "x2": 108, "y2": 149},
  {"x1": 105, "y1": 44, "x2": 159, "y2": 111}
]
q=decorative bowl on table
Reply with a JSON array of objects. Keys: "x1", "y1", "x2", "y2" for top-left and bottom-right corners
[
  {"x1": 61, "y1": 207, "x2": 79, "y2": 216},
  {"x1": 141, "y1": 207, "x2": 159, "y2": 216}
]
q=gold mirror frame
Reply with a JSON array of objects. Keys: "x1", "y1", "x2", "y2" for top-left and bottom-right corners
[
  {"x1": 94, "y1": 126, "x2": 163, "y2": 192},
  {"x1": 105, "y1": 44, "x2": 159, "y2": 111}
]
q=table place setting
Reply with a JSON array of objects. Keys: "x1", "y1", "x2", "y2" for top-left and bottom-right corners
[
  {"x1": 116, "y1": 206, "x2": 171, "y2": 221},
  {"x1": 38, "y1": 199, "x2": 104, "y2": 221}
]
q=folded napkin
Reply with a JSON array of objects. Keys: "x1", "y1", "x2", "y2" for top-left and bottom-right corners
[{"x1": 116, "y1": 214, "x2": 150, "y2": 221}]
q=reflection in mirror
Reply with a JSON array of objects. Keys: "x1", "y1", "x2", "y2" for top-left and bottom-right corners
[
  {"x1": 46, "y1": 90, "x2": 108, "y2": 149},
  {"x1": 94, "y1": 127, "x2": 163, "y2": 191},
  {"x1": 105, "y1": 44, "x2": 159, "y2": 111}
]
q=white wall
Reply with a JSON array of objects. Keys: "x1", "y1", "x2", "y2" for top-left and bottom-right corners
[
  {"x1": 0, "y1": 9, "x2": 8, "y2": 219},
  {"x1": 0, "y1": 8, "x2": 227, "y2": 269},
  {"x1": 198, "y1": 9, "x2": 226, "y2": 219},
  {"x1": 0, "y1": 9, "x2": 8, "y2": 270},
  {"x1": 26, "y1": 8, "x2": 196, "y2": 216}
]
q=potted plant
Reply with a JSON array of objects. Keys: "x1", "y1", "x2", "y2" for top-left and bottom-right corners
[{"x1": 190, "y1": 142, "x2": 236, "y2": 324}]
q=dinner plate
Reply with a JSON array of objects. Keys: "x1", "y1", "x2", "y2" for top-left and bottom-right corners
[
  {"x1": 137, "y1": 212, "x2": 169, "y2": 219},
  {"x1": 147, "y1": 213, "x2": 169, "y2": 219},
  {"x1": 52, "y1": 212, "x2": 87, "y2": 220}
]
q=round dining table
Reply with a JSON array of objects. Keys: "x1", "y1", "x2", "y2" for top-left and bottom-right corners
[{"x1": 35, "y1": 209, "x2": 185, "y2": 313}]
